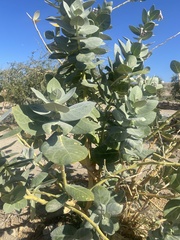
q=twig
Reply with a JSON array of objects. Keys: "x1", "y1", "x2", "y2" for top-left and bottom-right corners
[
  {"x1": 65, "y1": 204, "x2": 109, "y2": 240},
  {"x1": 26, "y1": 12, "x2": 63, "y2": 65},
  {"x1": 151, "y1": 31, "x2": 180, "y2": 52},
  {"x1": 112, "y1": 0, "x2": 131, "y2": 10}
]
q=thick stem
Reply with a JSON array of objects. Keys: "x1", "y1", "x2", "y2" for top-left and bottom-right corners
[
  {"x1": 60, "y1": 165, "x2": 67, "y2": 187},
  {"x1": 24, "y1": 189, "x2": 48, "y2": 205}
]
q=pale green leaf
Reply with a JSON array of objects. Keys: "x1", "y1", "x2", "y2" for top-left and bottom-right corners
[
  {"x1": 47, "y1": 77, "x2": 63, "y2": 94},
  {"x1": 33, "y1": 10, "x2": 40, "y2": 21},
  {"x1": 12, "y1": 105, "x2": 44, "y2": 136},
  {"x1": 92, "y1": 186, "x2": 110, "y2": 205},
  {"x1": 65, "y1": 184, "x2": 94, "y2": 201},
  {"x1": 164, "y1": 199, "x2": 180, "y2": 223},
  {"x1": 45, "y1": 195, "x2": 68, "y2": 213},
  {"x1": 80, "y1": 37, "x2": 104, "y2": 49},
  {"x1": 43, "y1": 103, "x2": 69, "y2": 113},
  {"x1": 31, "y1": 88, "x2": 49, "y2": 103},
  {"x1": 31, "y1": 172, "x2": 48, "y2": 188},
  {"x1": 170, "y1": 60, "x2": 180, "y2": 74},
  {"x1": 79, "y1": 25, "x2": 99, "y2": 35},
  {"x1": 42, "y1": 121, "x2": 73, "y2": 135},
  {"x1": 71, "y1": 118, "x2": 100, "y2": 134},
  {"x1": 129, "y1": 86, "x2": 143, "y2": 103},
  {"x1": 60, "y1": 101, "x2": 95, "y2": 122},
  {"x1": 41, "y1": 134, "x2": 88, "y2": 165}
]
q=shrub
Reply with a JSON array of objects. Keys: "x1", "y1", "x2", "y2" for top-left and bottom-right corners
[{"x1": 0, "y1": 54, "x2": 56, "y2": 105}]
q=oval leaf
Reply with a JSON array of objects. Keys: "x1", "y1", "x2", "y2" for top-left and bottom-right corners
[
  {"x1": 170, "y1": 60, "x2": 180, "y2": 74},
  {"x1": 33, "y1": 10, "x2": 40, "y2": 21},
  {"x1": 41, "y1": 134, "x2": 88, "y2": 165},
  {"x1": 65, "y1": 184, "x2": 94, "y2": 201}
]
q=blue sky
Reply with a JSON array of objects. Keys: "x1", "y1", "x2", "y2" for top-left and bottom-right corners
[{"x1": 0, "y1": 0, "x2": 180, "y2": 82}]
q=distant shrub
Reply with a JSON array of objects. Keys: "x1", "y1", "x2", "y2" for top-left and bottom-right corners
[
  {"x1": 171, "y1": 74, "x2": 180, "y2": 100},
  {"x1": 0, "y1": 54, "x2": 56, "y2": 105}
]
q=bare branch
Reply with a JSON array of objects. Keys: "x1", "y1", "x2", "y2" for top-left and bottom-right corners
[
  {"x1": 112, "y1": 0, "x2": 131, "y2": 10},
  {"x1": 26, "y1": 12, "x2": 63, "y2": 65},
  {"x1": 151, "y1": 31, "x2": 180, "y2": 52}
]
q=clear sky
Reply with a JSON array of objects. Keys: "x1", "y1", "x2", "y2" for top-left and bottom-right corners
[{"x1": 0, "y1": 0, "x2": 180, "y2": 82}]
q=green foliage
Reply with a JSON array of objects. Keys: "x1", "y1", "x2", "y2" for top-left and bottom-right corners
[
  {"x1": 0, "y1": 1, "x2": 180, "y2": 240},
  {"x1": 170, "y1": 60, "x2": 180, "y2": 100},
  {"x1": 0, "y1": 54, "x2": 55, "y2": 105}
]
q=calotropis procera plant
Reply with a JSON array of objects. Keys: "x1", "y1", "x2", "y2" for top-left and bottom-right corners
[{"x1": 0, "y1": 0, "x2": 180, "y2": 239}]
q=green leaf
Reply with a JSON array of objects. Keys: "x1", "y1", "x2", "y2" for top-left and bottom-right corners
[
  {"x1": 42, "y1": 121, "x2": 73, "y2": 135},
  {"x1": 127, "y1": 126, "x2": 151, "y2": 138},
  {"x1": 149, "y1": 10, "x2": 160, "y2": 20},
  {"x1": 45, "y1": 30, "x2": 54, "y2": 39},
  {"x1": 31, "y1": 88, "x2": 49, "y2": 103},
  {"x1": 46, "y1": 195, "x2": 68, "y2": 213},
  {"x1": 0, "y1": 127, "x2": 21, "y2": 140},
  {"x1": 1, "y1": 185, "x2": 26, "y2": 204},
  {"x1": 74, "y1": 228, "x2": 93, "y2": 240},
  {"x1": 142, "y1": 9, "x2": 148, "y2": 24},
  {"x1": 115, "y1": 64, "x2": 132, "y2": 75},
  {"x1": 0, "y1": 108, "x2": 12, "y2": 122},
  {"x1": 145, "y1": 85, "x2": 157, "y2": 94},
  {"x1": 106, "y1": 202, "x2": 123, "y2": 216},
  {"x1": 49, "y1": 52, "x2": 67, "y2": 59},
  {"x1": 43, "y1": 103, "x2": 69, "y2": 113},
  {"x1": 58, "y1": 87, "x2": 76, "y2": 104},
  {"x1": 100, "y1": 217, "x2": 115, "y2": 235},
  {"x1": 164, "y1": 199, "x2": 180, "y2": 223},
  {"x1": 126, "y1": 55, "x2": 137, "y2": 69},
  {"x1": 76, "y1": 52, "x2": 96, "y2": 64},
  {"x1": 70, "y1": 16, "x2": 84, "y2": 26},
  {"x1": 170, "y1": 60, "x2": 180, "y2": 74},
  {"x1": 62, "y1": 1, "x2": 72, "y2": 18},
  {"x1": 99, "y1": 33, "x2": 112, "y2": 40},
  {"x1": 141, "y1": 31, "x2": 153, "y2": 40},
  {"x1": 41, "y1": 134, "x2": 88, "y2": 165},
  {"x1": 12, "y1": 105, "x2": 44, "y2": 136},
  {"x1": 136, "y1": 111, "x2": 156, "y2": 126},
  {"x1": 13, "y1": 198, "x2": 28, "y2": 211},
  {"x1": 135, "y1": 100, "x2": 158, "y2": 114},
  {"x1": 129, "y1": 25, "x2": 140, "y2": 36},
  {"x1": 61, "y1": 101, "x2": 95, "y2": 122},
  {"x1": 65, "y1": 184, "x2": 94, "y2": 201},
  {"x1": 3, "y1": 203, "x2": 17, "y2": 213},
  {"x1": 144, "y1": 22, "x2": 155, "y2": 31},
  {"x1": 92, "y1": 186, "x2": 110, "y2": 205},
  {"x1": 129, "y1": 86, "x2": 143, "y2": 103},
  {"x1": 46, "y1": 17, "x2": 75, "y2": 34},
  {"x1": 31, "y1": 172, "x2": 48, "y2": 188},
  {"x1": 47, "y1": 77, "x2": 62, "y2": 94},
  {"x1": 83, "y1": 0, "x2": 95, "y2": 9},
  {"x1": 80, "y1": 37, "x2": 104, "y2": 50},
  {"x1": 170, "y1": 169, "x2": 180, "y2": 193},
  {"x1": 71, "y1": 118, "x2": 100, "y2": 134},
  {"x1": 79, "y1": 25, "x2": 99, "y2": 35},
  {"x1": 50, "y1": 225, "x2": 76, "y2": 240},
  {"x1": 96, "y1": 13, "x2": 111, "y2": 31},
  {"x1": 131, "y1": 42, "x2": 142, "y2": 57}
]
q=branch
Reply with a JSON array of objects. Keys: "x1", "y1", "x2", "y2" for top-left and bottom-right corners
[
  {"x1": 26, "y1": 12, "x2": 63, "y2": 65},
  {"x1": 112, "y1": 0, "x2": 131, "y2": 10},
  {"x1": 65, "y1": 204, "x2": 109, "y2": 240},
  {"x1": 151, "y1": 31, "x2": 180, "y2": 52}
]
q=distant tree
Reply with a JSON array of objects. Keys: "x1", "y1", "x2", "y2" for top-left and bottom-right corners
[
  {"x1": 171, "y1": 74, "x2": 180, "y2": 100},
  {"x1": 0, "y1": 54, "x2": 56, "y2": 105}
]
